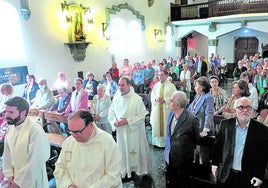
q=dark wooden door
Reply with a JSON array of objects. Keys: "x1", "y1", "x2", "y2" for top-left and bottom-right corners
[
  {"x1": 234, "y1": 37, "x2": 258, "y2": 64},
  {"x1": 181, "y1": 0, "x2": 188, "y2": 5}
]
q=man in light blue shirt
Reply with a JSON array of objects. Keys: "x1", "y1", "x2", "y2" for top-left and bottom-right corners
[{"x1": 212, "y1": 97, "x2": 268, "y2": 188}]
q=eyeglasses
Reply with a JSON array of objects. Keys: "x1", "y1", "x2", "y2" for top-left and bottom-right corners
[
  {"x1": 236, "y1": 106, "x2": 252, "y2": 110},
  {"x1": 67, "y1": 123, "x2": 91, "y2": 134}
]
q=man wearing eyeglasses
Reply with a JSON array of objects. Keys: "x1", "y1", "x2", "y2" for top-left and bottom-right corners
[
  {"x1": 54, "y1": 110, "x2": 122, "y2": 188},
  {"x1": 212, "y1": 97, "x2": 268, "y2": 188}
]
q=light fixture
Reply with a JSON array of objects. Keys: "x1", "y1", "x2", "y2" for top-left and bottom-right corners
[
  {"x1": 101, "y1": 22, "x2": 111, "y2": 40},
  {"x1": 154, "y1": 29, "x2": 162, "y2": 40}
]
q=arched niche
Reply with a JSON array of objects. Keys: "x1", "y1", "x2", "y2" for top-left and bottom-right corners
[{"x1": 105, "y1": 3, "x2": 145, "y2": 31}]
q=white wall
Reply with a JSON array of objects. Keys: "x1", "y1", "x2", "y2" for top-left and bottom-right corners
[{"x1": 0, "y1": 0, "x2": 176, "y2": 96}]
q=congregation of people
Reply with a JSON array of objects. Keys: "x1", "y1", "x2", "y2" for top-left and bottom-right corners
[{"x1": 0, "y1": 52, "x2": 267, "y2": 188}]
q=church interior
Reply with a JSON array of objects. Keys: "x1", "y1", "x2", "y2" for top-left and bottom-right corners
[{"x1": 0, "y1": 0, "x2": 268, "y2": 187}]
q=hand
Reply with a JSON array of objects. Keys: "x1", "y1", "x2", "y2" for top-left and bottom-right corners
[
  {"x1": 257, "y1": 116, "x2": 263, "y2": 123},
  {"x1": 156, "y1": 97, "x2": 165, "y2": 104},
  {"x1": 251, "y1": 177, "x2": 262, "y2": 187},
  {"x1": 68, "y1": 184, "x2": 77, "y2": 188},
  {"x1": 94, "y1": 114, "x2": 100, "y2": 122},
  {"x1": 211, "y1": 166, "x2": 217, "y2": 176},
  {"x1": 114, "y1": 118, "x2": 127, "y2": 127},
  {"x1": 200, "y1": 131, "x2": 208, "y2": 137},
  {"x1": 8, "y1": 176, "x2": 14, "y2": 188},
  {"x1": 10, "y1": 182, "x2": 20, "y2": 188}
]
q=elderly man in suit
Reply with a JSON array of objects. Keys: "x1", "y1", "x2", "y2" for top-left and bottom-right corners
[
  {"x1": 165, "y1": 91, "x2": 200, "y2": 187},
  {"x1": 212, "y1": 97, "x2": 268, "y2": 188}
]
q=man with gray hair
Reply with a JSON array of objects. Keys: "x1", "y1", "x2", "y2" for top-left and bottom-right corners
[
  {"x1": 212, "y1": 97, "x2": 268, "y2": 188},
  {"x1": 165, "y1": 91, "x2": 200, "y2": 187}
]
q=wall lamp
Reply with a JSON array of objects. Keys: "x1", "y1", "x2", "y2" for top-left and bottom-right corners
[
  {"x1": 102, "y1": 22, "x2": 110, "y2": 40},
  {"x1": 154, "y1": 29, "x2": 162, "y2": 40}
]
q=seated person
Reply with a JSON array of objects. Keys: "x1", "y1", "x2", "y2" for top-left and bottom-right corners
[
  {"x1": 64, "y1": 78, "x2": 88, "y2": 115},
  {"x1": 31, "y1": 78, "x2": 54, "y2": 110},
  {"x1": 50, "y1": 87, "x2": 71, "y2": 113},
  {"x1": 51, "y1": 72, "x2": 73, "y2": 94},
  {"x1": 0, "y1": 83, "x2": 14, "y2": 116},
  {"x1": 83, "y1": 71, "x2": 98, "y2": 100},
  {"x1": 49, "y1": 87, "x2": 71, "y2": 135}
]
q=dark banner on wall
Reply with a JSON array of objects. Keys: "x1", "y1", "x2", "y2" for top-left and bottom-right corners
[{"x1": 0, "y1": 66, "x2": 28, "y2": 86}]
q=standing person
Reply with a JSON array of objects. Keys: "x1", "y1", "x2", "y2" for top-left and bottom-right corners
[
  {"x1": 91, "y1": 84, "x2": 112, "y2": 134},
  {"x1": 180, "y1": 64, "x2": 191, "y2": 101},
  {"x1": 221, "y1": 80, "x2": 250, "y2": 119},
  {"x1": 54, "y1": 110, "x2": 122, "y2": 188},
  {"x1": 103, "y1": 72, "x2": 118, "y2": 99},
  {"x1": 64, "y1": 78, "x2": 88, "y2": 115},
  {"x1": 22, "y1": 74, "x2": 39, "y2": 105},
  {"x1": 150, "y1": 70, "x2": 177, "y2": 148},
  {"x1": 132, "y1": 62, "x2": 145, "y2": 93},
  {"x1": 109, "y1": 62, "x2": 120, "y2": 83},
  {"x1": 209, "y1": 75, "x2": 228, "y2": 115},
  {"x1": 233, "y1": 60, "x2": 247, "y2": 81},
  {"x1": 2, "y1": 97, "x2": 50, "y2": 187},
  {"x1": 120, "y1": 58, "x2": 132, "y2": 79},
  {"x1": 165, "y1": 91, "x2": 200, "y2": 188},
  {"x1": 108, "y1": 77, "x2": 151, "y2": 179},
  {"x1": 144, "y1": 61, "x2": 155, "y2": 90},
  {"x1": 197, "y1": 55, "x2": 208, "y2": 77},
  {"x1": 83, "y1": 71, "x2": 98, "y2": 100},
  {"x1": 212, "y1": 97, "x2": 268, "y2": 188},
  {"x1": 188, "y1": 76, "x2": 214, "y2": 165},
  {"x1": 240, "y1": 72, "x2": 259, "y2": 117}
]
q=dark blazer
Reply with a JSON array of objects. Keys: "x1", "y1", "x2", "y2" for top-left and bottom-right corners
[
  {"x1": 22, "y1": 82, "x2": 39, "y2": 104},
  {"x1": 212, "y1": 118, "x2": 268, "y2": 183},
  {"x1": 165, "y1": 109, "x2": 200, "y2": 167},
  {"x1": 188, "y1": 92, "x2": 215, "y2": 135},
  {"x1": 200, "y1": 61, "x2": 208, "y2": 76}
]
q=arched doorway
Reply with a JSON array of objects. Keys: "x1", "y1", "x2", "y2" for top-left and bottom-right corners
[{"x1": 234, "y1": 37, "x2": 258, "y2": 64}]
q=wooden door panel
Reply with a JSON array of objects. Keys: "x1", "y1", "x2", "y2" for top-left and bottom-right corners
[{"x1": 235, "y1": 37, "x2": 258, "y2": 64}]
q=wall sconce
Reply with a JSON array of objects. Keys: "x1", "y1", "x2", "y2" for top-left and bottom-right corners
[
  {"x1": 154, "y1": 29, "x2": 162, "y2": 40},
  {"x1": 102, "y1": 22, "x2": 111, "y2": 40},
  {"x1": 153, "y1": 29, "x2": 165, "y2": 43}
]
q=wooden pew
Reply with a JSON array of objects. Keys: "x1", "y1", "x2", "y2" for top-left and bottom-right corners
[
  {"x1": 40, "y1": 110, "x2": 68, "y2": 125},
  {"x1": 46, "y1": 133, "x2": 67, "y2": 148}
]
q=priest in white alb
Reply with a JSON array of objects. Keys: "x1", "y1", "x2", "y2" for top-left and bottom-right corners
[{"x1": 109, "y1": 77, "x2": 151, "y2": 179}]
